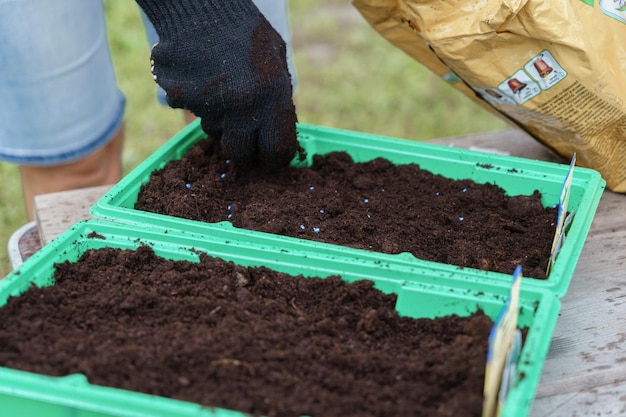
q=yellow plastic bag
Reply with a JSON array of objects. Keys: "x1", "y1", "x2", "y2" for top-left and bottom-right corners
[{"x1": 353, "y1": 0, "x2": 626, "y2": 192}]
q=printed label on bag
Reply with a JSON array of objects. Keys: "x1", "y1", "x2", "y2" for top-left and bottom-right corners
[
  {"x1": 547, "y1": 154, "x2": 576, "y2": 275},
  {"x1": 524, "y1": 50, "x2": 568, "y2": 90},
  {"x1": 483, "y1": 265, "x2": 522, "y2": 417},
  {"x1": 498, "y1": 70, "x2": 541, "y2": 104},
  {"x1": 600, "y1": 0, "x2": 626, "y2": 24},
  {"x1": 478, "y1": 87, "x2": 517, "y2": 106}
]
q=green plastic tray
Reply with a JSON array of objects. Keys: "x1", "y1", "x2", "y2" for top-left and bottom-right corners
[
  {"x1": 91, "y1": 120, "x2": 605, "y2": 297},
  {"x1": 0, "y1": 220, "x2": 559, "y2": 417}
]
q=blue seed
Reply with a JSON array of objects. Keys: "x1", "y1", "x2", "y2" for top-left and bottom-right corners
[
  {"x1": 309, "y1": 186, "x2": 315, "y2": 190},
  {"x1": 367, "y1": 214, "x2": 371, "y2": 218},
  {"x1": 300, "y1": 224, "x2": 305, "y2": 230},
  {"x1": 220, "y1": 173, "x2": 226, "y2": 179},
  {"x1": 227, "y1": 214, "x2": 233, "y2": 219},
  {"x1": 227, "y1": 204, "x2": 231, "y2": 211},
  {"x1": 462, "y1": 188, "x2": 467, "y2": 193},
  {"x1": 319, "y1": 209, "x2": 325, "y2": 214},
  {"x1": 459, "y1": 217, "x2": 465, "y2": 221},
  {"x1": 185, "y1": 183, "x2": 192, "y2": 189},
  {"x1": 225, "y1": 159, "x2": 231, "y2": 164},
  {"x1": 381, "y1": 188, "x2": 385, "y2": 192},
  {"x1": 363, "y1": 198, "x2": 369, "y2": 204},
  {"x1": 313, "y1": 227, "x2": 320, "y2": 233},
  {"x1": 436, "y1": 192, "x2": 440, "y2": 196}
]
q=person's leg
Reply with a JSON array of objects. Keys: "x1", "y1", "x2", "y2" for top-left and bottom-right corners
[
  {"x1": 19, "y1": 126, "x2": 124, "y2": 221},
  {"x1": 0, "y1": 0, "x2": 126, "y2": 220}
]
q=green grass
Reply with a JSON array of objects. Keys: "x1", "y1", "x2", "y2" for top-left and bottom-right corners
[{"x1": 0, "y1": 0, "x2": 507, "y2": 277}]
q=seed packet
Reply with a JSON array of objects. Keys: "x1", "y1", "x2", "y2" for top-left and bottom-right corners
[
  {"x1": 483, "y1": 266, "x2": 523, "y2": 417},
  {"x1": 547, "y1": 154, "x2": 576, "y2": 275}
]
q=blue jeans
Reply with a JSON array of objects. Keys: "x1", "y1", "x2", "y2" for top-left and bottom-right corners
[{"x1": 0, "y1": 0, "x2": 293, "y2": 166}]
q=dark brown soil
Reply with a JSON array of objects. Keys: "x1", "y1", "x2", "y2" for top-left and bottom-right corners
[
  {"x1": 136, "y1": 136, "x2": 557, "y2": 279},
  {"x1": 0, "y1": 245, "x2": 493, "y2": 417}
]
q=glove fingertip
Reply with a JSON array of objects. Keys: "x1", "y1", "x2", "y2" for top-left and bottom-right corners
[
  {"x1": 221, "y1": 128, "x2": 257, "y2": 163},
  {"x1": 163, "y1": 85, "x2": 187, "y2": 110},
  {"x1": 258, "y1": 122, "x2": 299, "y2": 170},
  {"x1": 200, "y1": 117, "x2": 222, "y2": 140}
]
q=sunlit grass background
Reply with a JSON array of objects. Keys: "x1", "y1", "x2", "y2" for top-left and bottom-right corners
[{"x1": 0, "y1": 0, "x2": 507, "y2": 277}]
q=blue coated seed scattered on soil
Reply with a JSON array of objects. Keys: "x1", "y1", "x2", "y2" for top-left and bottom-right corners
[
  {"x1": 300, "y1": 224, "x2": 305, "y2": 230},
  {"x1": 186, "y1": 183, "x2": 192, "y2": 189},
  {"x1": 220, "y1": 173, "x2": 226, "y2": 179},
  {"x1": 313, "y1": 227, "x2": 320, "y2": 233}
]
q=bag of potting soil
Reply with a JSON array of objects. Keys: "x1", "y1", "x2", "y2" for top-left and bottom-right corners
[{"x1": 352, "y1": 0, "x2": 626, "y2": 193}]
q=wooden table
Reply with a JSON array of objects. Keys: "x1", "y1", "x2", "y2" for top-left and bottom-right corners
[{"x1": 18, "y1": 128, "x2": 626, "y2": 416}]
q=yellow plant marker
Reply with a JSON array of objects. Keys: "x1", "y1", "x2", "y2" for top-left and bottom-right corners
[
  {"x1": 547, "y1": 154, "x2": 576, "y2": 275},
  {"x1": 483, "y1": 265, "x2": 522, "y2": 417}
]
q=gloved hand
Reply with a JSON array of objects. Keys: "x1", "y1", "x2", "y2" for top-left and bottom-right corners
[{"x1": 135, "y1": 0, "x2": 299, "y2": 169}]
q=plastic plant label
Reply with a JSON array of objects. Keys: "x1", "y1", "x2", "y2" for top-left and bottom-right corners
[
  {"x1": 483, "y1": 265, "x2": 522, "y2": 417},
  {"x1": 547, "y1": 154, "x2": 577, "y2": 275}
]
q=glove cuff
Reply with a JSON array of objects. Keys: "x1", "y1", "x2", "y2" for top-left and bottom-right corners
[{"x1": 137, "y1": 0, "x2": 259, "y2": 40}]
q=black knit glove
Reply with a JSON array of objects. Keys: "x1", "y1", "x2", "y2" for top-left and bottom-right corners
[{"x1": 136, "y1": 0, "x2": 299, "y2": 169}]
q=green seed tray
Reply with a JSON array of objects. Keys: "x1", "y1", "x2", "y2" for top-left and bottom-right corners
[
  {"x1": 90, "y1": 120, "x2": 605, "y2": 297},
  {"x1": 0, "y1": 220, "x2": 559, "y2": 417}
]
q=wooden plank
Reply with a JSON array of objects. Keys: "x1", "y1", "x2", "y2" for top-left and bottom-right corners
[
  {"x1": 532, "y1": 381, "x2": 626, "y2": 416},
  {"x1": 428, "y1": 128, "x2": 564, "y2": 163},
  {"x1": 589, "y1": 190, "x2": 626, "y2": 234},
  {"x1": 530, "y1": 228, "x2": 626, "y2": 416},
  {"x1": 33, "y1": 184, "x2": 113, "y2": 244}
]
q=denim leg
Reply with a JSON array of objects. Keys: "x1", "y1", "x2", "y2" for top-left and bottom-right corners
[{"x1": 0, "y1": 0, "x2": 125, "y2": 165}]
